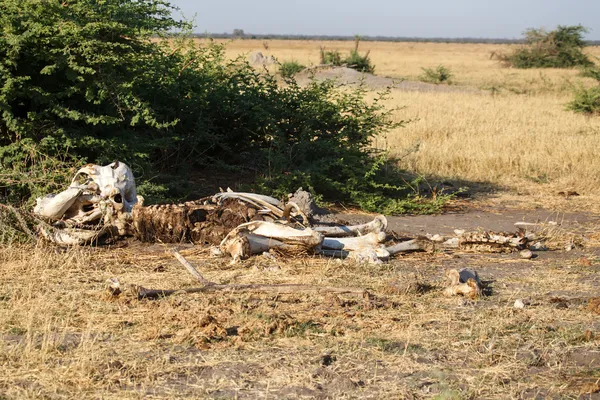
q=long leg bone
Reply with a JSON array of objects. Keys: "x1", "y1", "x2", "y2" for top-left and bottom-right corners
[
  {"x1": 226, "y1": 221, "x2": 323, "y2": 246},
  {"x1": 313, "y1": 215, "x2": 387, "y2": 237},
  {"x1": 386, "y1": 237, "x2": 435, "y2": 255},
  {"x1": 321, "y1": 231, "x2": 387, "y2": 251},
  {"x1": 219, "y1": 221, "x2": 324, "y2": 261}
]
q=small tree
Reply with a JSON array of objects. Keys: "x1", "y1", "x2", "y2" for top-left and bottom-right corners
[
  {"x1": 233, "y1": 28, "x2": 245, "y2": 38},
  {"x1": 501, "y1": 25, "x2": 593, "y2": 68}
]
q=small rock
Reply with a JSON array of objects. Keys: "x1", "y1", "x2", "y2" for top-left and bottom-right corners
[
  {"x1": 520, "y1": 249, "x2": 533, "y2": 259},
  {"x1": 453, "y1": 229, "x2": 465, "y2": 236},
  {"x1": 514, "y1": 299, "x2": 526, "y2": 309},
  {"x1": 530, "y1": 242, "x2": 548, "y2": 251}
]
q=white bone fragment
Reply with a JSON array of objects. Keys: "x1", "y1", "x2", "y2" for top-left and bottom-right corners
[
  {"x1": 385, "y1": 239, "x2": 426, "y2": 255},
  {"x1": 313, "y1": 215, "x2": 387, "y2": 237},
  {"x1": 443, "y1": 268, "x2": 482, "y2": 298},
  {"x1": 34, "y1": 187, "x2": 82, "y2": 220},
  {"x1": 39, "y1": 226, "x2": 107, "y2": 245},
  {"x1": 442, "y1": 237, "x2": 460, "y2": 247},
  {"x1": 321, "y1": 231, "x2": 386, "y2": 251}
]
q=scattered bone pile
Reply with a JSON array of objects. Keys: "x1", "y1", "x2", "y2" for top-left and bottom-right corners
[{"x1": 33, "y1": 162, "x2": 533, "y2": 265}]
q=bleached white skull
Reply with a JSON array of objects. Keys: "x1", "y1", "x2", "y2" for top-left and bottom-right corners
[
  {"x1": 33, "y1": 161, "x2": 137, "y2": 244},
  {"x1": 70, "y1": 161, "x2": 137, "y2": 212}
]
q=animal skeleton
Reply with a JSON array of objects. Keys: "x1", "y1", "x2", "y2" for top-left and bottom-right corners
[{"x1": 33, "y1": 161, "x2": 532, "y2": 265}]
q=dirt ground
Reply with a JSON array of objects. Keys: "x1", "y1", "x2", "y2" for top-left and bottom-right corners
[
  {"x1": 2, "y1": 204, "x2": 600, "y2": 399},
  {"x1": 294, "y1": 66, "x2": 485, "y2": 94}
]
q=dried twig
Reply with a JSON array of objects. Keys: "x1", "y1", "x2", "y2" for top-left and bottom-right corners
[{"x1": 170, "y1": 249, "x2": 214, "y2": 285}]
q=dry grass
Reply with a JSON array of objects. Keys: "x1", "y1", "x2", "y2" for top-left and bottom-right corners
[
  {"x1": 212, "y1": 39, "x2": 600, "y2": 210},
  {"x1": 1, "y1": 241, "x2": 599, "y2": 398}
]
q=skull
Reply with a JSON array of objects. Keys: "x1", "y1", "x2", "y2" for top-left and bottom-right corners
[
  {"x1": 33, "y1": 161, "x2": 137, "y2": 244},
  {"x1": 71, "y1": 161, "x2": 137, "y2": 213}
]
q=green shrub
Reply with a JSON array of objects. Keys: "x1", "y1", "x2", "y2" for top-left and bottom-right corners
[
  {"x1": 0, "y1": 0, "x2": 443, "y2": 214},
  {"x1": 420, "y1": 65, "x2": 453, "y2": 84},
  {"x1": 344, "y1": 50, "x2": 375, "y2": 73},
  {"x1": 320, "y1": 48, "x2": 343, "y2": 66},
  {"x1": 280, "y1": 60, "x2": 305, "y2": 78},
  {"x1": 501, "y1": 25, "x2": 593, "y2": 69},
  {"x1": 567, "y1": 85, "x2": 600, "y2": 115},
  {"x1": 568, "y1": 64, "x2": 600, "y2": 115},
  {"x1": 580, "y1": 65, "x2": 600, "y2": 81}
]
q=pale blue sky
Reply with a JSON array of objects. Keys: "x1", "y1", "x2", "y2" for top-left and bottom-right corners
[{"x1": 170, "y1": 0, "x2": 600, "y2": 40}]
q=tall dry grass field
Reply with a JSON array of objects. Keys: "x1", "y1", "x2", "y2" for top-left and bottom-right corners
[{"x1": 215, "y1": 39, "x2": 600, "y2": 208}]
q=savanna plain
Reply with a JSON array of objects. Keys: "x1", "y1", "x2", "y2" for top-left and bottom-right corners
[{"x1": 2, "y1": 40, "x2": 600, "y2": 399}]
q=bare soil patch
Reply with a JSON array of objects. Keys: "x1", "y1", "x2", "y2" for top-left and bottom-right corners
[{"x1": 294, "y1": 66, "x2": 485, "y2": 94}]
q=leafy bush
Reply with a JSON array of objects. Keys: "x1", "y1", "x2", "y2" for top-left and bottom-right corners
[
  {"x1": 501, "y1": 25, "x2": 593, "y2": 69},
  {"x1": 419, "y1": 65, "x2": 453, "y2": 84},
  {"x1": 279, "y1": 60, "x2": 305, "y2": 78},
  {"x1": 568, "y1": 64, "x2": 600, "y2": 115},
  {"x1": 344, "y1": 50, "x2": 375, "y2": 73},
  {"x1": 0, "y1": 0, "x2": 441, "y2": 214},
  {"x1": 567, "y1": 84, "x2": 600, "y2": 115}
]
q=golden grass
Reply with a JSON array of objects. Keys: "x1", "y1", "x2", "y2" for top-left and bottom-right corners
[
  {"x1": 209, "y1": 39, "x2": 600, "y2": 210},
  {"x1": 1, "y1": 241, "x2": 599, "y2": 398}
]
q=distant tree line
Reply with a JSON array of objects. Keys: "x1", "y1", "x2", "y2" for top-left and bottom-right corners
[{"x1": 193, "y1": 32, "x2": 600, "y2": 46}]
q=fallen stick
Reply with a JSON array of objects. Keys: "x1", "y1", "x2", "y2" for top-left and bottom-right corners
[
  {"x1": 132, "y1": 283, "x2": 368, "y2": 300},
  {"x1": 170, "y1": 248, "x2": 214, "y2": 285}
]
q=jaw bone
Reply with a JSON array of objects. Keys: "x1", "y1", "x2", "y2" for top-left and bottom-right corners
[{"x1": 38, "y1": 225, "x2": 110, "y2": 246}]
